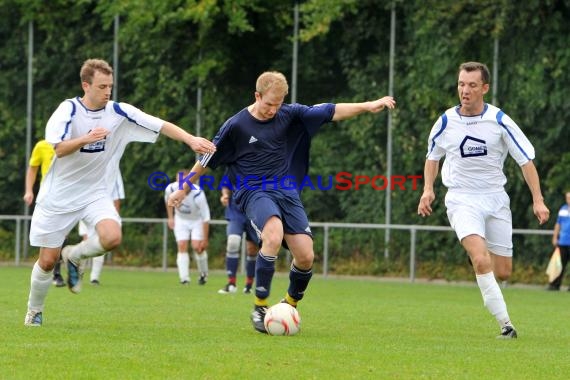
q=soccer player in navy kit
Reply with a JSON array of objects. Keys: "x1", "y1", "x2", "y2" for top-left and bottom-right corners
[
  {"x1": 417, "y1": 62, "x2": 550, "y2": 339},
  {"x1": 168, "y1": 71, "x2": 395, "y2": 333}
]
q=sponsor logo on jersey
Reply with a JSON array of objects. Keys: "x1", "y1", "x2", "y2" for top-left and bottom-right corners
[
  {"x1": 460, "y1": 136, "x2": 487, "y2": 157},
  {"x1": 249, "y1": 136, "x2": 258, "y2": 144},
  {"x1": 80, "y1": 137, "x2": 106, "y2": 153}
]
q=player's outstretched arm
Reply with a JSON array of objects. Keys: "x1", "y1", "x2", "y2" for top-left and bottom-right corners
[
  {"x1": 520, "y1": 161, "x2": 550, "y2": 225},
  {"x1": 417, "y1": 160, "x2": 439, "y2": 217},
  {"x1": 160, "y1": 122, "x2": 215, "y2": 155},
  {"x1": 332, "y1": 96, "x2": 396, "y2": 121}
]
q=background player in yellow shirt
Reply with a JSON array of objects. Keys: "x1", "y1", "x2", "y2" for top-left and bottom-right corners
[{"x1": 23, "y1": 140, "x2": 65, "y2": 287}]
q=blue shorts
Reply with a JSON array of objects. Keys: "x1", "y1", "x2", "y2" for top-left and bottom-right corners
[
  {"x1": 241, "y1": 189, "x2": 312, "y2": 240},
  {"x1": 226, "y1": 202, "x2": 258, "y2": 243}
]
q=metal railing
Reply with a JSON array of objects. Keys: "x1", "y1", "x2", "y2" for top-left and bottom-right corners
[{"x1": 0, "y1": 215, "x2": 552, "y2": 281}]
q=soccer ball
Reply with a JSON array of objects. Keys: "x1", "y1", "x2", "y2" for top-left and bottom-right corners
[{"x1": 263, "y1": 303, "x2": 301, "y2": 336}]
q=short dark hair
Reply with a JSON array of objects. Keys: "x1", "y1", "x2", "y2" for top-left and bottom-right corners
[{"x1": 459, "y1": 62, "x2": 490, "y2": 84}]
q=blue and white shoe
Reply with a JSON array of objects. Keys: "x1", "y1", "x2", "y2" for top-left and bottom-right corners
[
  {"x1": 24, "y1": 310, "x2": 42, "y2": 326},
  {"x1": 61, "y1": 245, "x2": 83, "y2": 294}
]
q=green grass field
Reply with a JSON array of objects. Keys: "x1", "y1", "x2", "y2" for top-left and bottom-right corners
[{"x1": 1, "y1": 266, "x2": 569, "y2": 379}]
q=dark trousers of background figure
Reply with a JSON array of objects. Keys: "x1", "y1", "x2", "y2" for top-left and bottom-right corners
[{"x1": 550, "y1": 245, "x2": 570, "y2": 289}]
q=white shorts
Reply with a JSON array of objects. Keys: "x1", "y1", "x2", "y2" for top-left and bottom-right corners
[
  {"x1": 111, "y1": 172, "x2": 125, "y2": 201},
  {"x1": 173, "y1": 216, "x2": 206, "y2": 242},
  {"x1": 445, "y1": 190, "x2": 513, "y2": 257},
  {"x1": 78, "y1": 220, "x2": 95, "y2": 238},
  {"x1": 30, "y1": 197, "x2": 121, "y2": 248}
]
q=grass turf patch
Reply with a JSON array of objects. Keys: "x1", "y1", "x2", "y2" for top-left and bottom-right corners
[{"x1": 1, "y1": 266, "x2": 569, "y2": 379}]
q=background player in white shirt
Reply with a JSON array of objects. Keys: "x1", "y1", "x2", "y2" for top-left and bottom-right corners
[
  {"x1": 24, "y1": 58, "x2": 215, "y2": 326},
  {"x1": 164, "y1": 170, "x2": 211, "y2": 285},
  {"x1": 417, "y1": 61, "x2": 550, "y2": 339}
]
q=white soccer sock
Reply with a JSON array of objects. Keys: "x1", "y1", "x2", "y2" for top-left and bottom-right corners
[
  {"x1": 90, "y1": 254, "x2": 105, "y2": 281},
  {"x1": 27, "y1": 261, "x2": 53, "y2": 312},
  {"x1": 177, "y1": 252, "x2": 190, "y2": 282},
  {"x1": 476, "y1": 271, "x2": 512, "y2": 328},
  {"x1": 69, "y1": 235, "x2": 105, "y2": 261},
  {"x1": 194, "y1": 251, "x2": 208, "y2": 275}
]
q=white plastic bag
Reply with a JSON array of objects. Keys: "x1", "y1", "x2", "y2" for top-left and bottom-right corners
[{"x1": 546, "y1": 247, "x2": 562, "y2": 283}]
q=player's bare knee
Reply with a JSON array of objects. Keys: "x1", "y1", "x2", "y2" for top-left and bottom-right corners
[
  {"x1": 470, "y1": 255, "x2": 491, "y2": 274},
  {"x1": 100, "y1": 232, "x2": 121, "y2": 251},
  {"x1": 38, "y1": 258, "x2": 56, "y2": 272},
  {"x1": 293, "y1": 251, "x2": 314, "y2": 268},
  {"x1": 495, "y1": 268, "x2": 512, "y2": 281},
  {"x1": 261, "y1": 233, "x2": 283, "y2": 253}
]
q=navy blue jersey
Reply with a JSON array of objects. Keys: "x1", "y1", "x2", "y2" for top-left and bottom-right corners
[{"x1": 201, "y1": 103, "x2": 335, "y2": 193}]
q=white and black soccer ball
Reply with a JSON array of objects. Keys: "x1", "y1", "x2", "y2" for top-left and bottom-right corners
[{"x1": 263, "y1": 303, "x2": 301, "y2": 336}]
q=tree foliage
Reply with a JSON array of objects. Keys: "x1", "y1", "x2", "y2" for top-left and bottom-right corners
[{"x1": 1, "y1": 0, "x2": 569, "y2": 271}]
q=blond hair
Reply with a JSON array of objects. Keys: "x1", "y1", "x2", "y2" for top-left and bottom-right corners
[
  {"x1": 80, "y1": 58, "x2": 113, "y2": 84},
  {"x1": 255, "y1": 71, "x2": 289, "y2": 96}
]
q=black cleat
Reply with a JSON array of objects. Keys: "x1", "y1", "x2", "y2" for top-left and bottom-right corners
[
  {"x1": 243, "y1": 285, "x2": 252, "y2": 294},
  {"x1": 251, "y1": 305, "x2": 268, "y2": 334},
  {"x1": 90, "y1": 279, "x2": 100, "y2": 286},
  {"x1": 497, "y1": 325, "x2": 517, "y2": 339},
  {"x1": 53, "y1": 275, "x2": 65, "y2": 287},
  {"x1": 198, "y1": 274, "x2": 207, "y2": 285}
]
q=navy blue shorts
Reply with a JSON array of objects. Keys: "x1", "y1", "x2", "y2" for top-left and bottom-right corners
[{"x1": 242, "y1": 189, "x2": 312, "y2": 240}]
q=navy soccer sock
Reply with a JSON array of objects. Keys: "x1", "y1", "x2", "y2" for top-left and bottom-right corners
[
  {"x1": 226, "y1": 254, "x2": 239, "y2": 284},
  {"x1": 254, "y1": 252, "x2": 276, "y2": 303},
  {"x1": 287, "y1": 264, "x2": 313, "y2": 303}
]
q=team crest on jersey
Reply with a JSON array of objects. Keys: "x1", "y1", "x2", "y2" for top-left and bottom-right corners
[
  {"x1": 460, "y1": 136, "x2": 487, "y2": 157},
  {"x1": 80, "y1": 137, "x2": 106, "y2": 153}
]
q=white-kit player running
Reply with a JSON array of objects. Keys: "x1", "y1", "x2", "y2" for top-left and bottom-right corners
[
  {"x1": 164, "y1": 170, "x2": 211, "y2": 285},
  {"x1": 25, "y1": 58, "x2": 215, "y2": 326},
  {"x1": 417, "y1": 61, "x2": 550, "y2": 339},
  {"x1": 78, "y1": 170, "x2": 125, "y2": 285}
]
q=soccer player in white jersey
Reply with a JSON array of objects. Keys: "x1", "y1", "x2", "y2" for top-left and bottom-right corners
[
  {"x1": 417, "y1": 61, "x2": 550, "y2": 339},
  {"x1": 164, "y1": 170, "x2": 211, "y2": 285},
  {"x1": 24, "y1": 58, "x2": 215, "y2": 326}
]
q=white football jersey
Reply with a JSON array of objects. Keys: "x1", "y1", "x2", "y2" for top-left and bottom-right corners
[
  {"x1": 426, "y1": 103, "x2": 535, "y2": 192},
  {"x1": 37, "y1": 97, "x2": 163, "y2": 212},
  {"x1": 164, "y1": 182, "x2": 210, "y2": 222}
]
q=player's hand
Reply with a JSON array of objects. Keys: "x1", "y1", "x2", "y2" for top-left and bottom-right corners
[
  {"x1": 23, "y1": 192, "x2": 34, "y2": 206},
  {"x1": 86, "y1": 127, "x2": 110, "y2": 143},
  {"x1": 188, "y1": 136, "x2": 216, "y2": 155},
  {"x1": 417, "y1": 190, "x2": 435, "y2": 217},
  {"x1": 168, "y1": 189, "x2": 186, "y2": 208},
  {"x1": 220, "y1": 193, "x2": 230, "y2": 207},
  {"x1": 533, "y1": 200, "x2": 550, "y2": 225},
  {"x1": 197, "y1": 239, "x2": 209, "y2": 252},
  {"x1": 368, "y1": 96, "x2": 396, "y2": 113}
]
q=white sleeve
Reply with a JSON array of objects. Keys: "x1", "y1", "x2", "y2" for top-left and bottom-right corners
[
  {"x1": 426, "y1": 115, "x2": 447, "y2": 161},
  {"x1": 45, "y1": 100, "x2": 75, "y2": 144},
  {"x1": 499, "y1": 112, "x2": 535, "y2": 166},
  {"x1": 115, "y1": 102, "x2": 164, "y2": 143},
  {"x1": 196, "y1": 191, "x2": 211, "y2": 222},
  {"x1": 164, "y1": 183, "x2": 174, "y2": 202}
]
